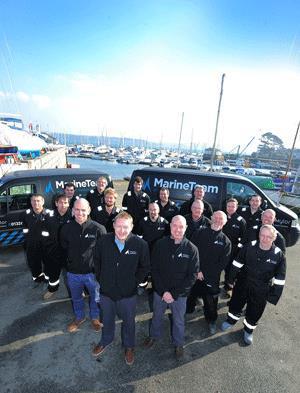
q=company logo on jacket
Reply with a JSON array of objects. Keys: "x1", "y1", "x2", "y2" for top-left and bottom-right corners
[{"x1": 125, "y1": 250, "x2": 137, "y2": 255}]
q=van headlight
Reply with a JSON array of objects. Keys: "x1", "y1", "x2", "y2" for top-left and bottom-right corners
[{"x1": 291, "y1": 219, "x2": 299, "y2": 227}]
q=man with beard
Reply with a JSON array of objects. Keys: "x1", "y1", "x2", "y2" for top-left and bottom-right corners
[{"x1": 91, "y1": 188, "x2": 121, "y2": 233}]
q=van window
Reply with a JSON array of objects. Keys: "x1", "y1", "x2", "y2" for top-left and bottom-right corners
[
  {"x1": 8, "y1": 184, "x2": 36, "y2": 211},
  {"x1": 226, "y1": 181, "x2": 256, "y2": 205}
]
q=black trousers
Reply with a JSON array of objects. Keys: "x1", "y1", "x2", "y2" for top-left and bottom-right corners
[
  {"x1": 227, "y1": 279, "x2": 267, "y2": 333},
  {"x1": 25, "y1": 242, "x2": 47, "y2": 281},
  {"x1": 43, "y1": 248, "x2": 66, "y2": 292},
  {"x1": 187, "y1": 280, "x2": 219, "y2": 322}
]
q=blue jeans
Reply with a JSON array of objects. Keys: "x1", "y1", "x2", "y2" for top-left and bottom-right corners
[
  {"x1": 150, "y1": 291, "x2": 187, "y2": 346},
  {"x1": 67, "y1": 272, "x2": 99, "y2": 320}
]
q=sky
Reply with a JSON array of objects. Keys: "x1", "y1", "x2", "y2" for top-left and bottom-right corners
[{"x1": 0, "y1": 0, "x2": 300, "y2": 153}]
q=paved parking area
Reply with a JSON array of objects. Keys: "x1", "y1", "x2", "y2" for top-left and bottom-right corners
[{"x1": 0, "y1": 243, "x2": 299, "y2": 393}]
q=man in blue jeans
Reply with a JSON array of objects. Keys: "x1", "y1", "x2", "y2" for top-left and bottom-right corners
[
  {"x1": 60, "y1": 198, "x2": 106, "y2": 333},
  {"x1": 144, "y1": 215, "x2": 199, "y2": 359}
]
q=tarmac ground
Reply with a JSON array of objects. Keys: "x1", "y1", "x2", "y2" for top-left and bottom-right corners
[{"x1": 0, "y1": 240, "x2": 299, "y2": 393}]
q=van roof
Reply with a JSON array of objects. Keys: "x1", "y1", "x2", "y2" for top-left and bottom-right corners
[
  {"x1": 133, "y1": 166, "x2": 253, "y2": 182},
  {"x1": 1, "y1": 168, "x2": 111, "y2": 182}
]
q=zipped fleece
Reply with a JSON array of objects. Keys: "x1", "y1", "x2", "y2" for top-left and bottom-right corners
[
  {"x1": 60, "y1": 219, "x2": 106, "y2": 274},
  {"x1": 95, "y1": 232, "x2": 150, "y2": 300},
  {"x1": 151, "y1": 236, "x2": 199, "y2": 299}
]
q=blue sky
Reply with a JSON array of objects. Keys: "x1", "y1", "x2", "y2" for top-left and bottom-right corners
[{"x1": 1, "y1": 0, "x2": 299, "y2": 152}]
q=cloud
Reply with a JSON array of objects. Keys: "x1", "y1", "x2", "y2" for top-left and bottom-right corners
[
  {"x1": 16, "y1": 91, "x2": 30, "y2": 103},
  {"x1": 32, "y1": 94, "x2": 51, "y2": 109}
]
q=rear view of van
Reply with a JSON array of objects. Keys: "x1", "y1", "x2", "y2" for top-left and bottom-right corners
[
  {"x1": 0, "y1": 168, "x2": 113, "y2": 247},
  {"x1": 129, "y1": 167, "x2": 300, "y2": 247}
]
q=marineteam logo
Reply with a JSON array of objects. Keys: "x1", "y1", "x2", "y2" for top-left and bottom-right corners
[{"x1": 143, "y1": 176, "x2": 218, "y2": 194}]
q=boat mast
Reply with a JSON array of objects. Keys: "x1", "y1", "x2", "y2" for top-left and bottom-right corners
[
  {"x1": 210, "y1": 73, "x2": 225, "y2": 170},
  {"x1": 176, "y1": 112, "x2": 184, "y2": 168}
]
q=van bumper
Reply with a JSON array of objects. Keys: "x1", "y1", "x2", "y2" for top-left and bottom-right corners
[{"x1": 287, "y1": 224, "x2": 300, "y2": 247}]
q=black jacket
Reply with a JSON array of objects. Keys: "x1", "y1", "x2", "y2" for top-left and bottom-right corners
[
  {"x1": 41, "y1": 208, "x2": 72, "y2": 257},
  {"x1": 222, "y1": 212, "x2": 247, "y2": 258},
  {"x1": 151, "y1": 236, "x2": 199, "y2": 299},
  {"x1": 179, "y1": 198, "x2": 213, "y2": 219},
  {"x1": 91, "y1": 205, "x2": 121, "y2": 233},
  {"x1": 95, "y1": 233, "x2": 150, "y2": 300},
  {"x1": 244, "y1": 224, "x2": 286, "y2": 254},
  {"x1": 184, "y1": 214, "x2": 211, "y2": 240},
  {"x1": 239, "y1": 206, "x2": 262, "y2": 228},
  {"x1": 60, "y1": 219, "x2": 106, "y2": 274},
  {"x1": 136, "y1": 215, "x2": 169, "y2": 253},
  {"x1": 228, "y1": 241, "x2": 286, "y2": 305},
  {"x1": 191, "y1": 227, "x2": 231, "y2": 292},
  {"x1": 122, "y1": 190, "x2": 150, "y2": 225},
  {"x1": 22, "y1": 208, "x2": 51, "y2": 248},
  {"x1": 155, "y1": 199, "x2": 179, "y2": 222},
  {"x1": 86, "y1": 188, "x2": 105, "y2": 212}
]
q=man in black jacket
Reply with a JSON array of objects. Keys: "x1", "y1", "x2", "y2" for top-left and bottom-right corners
[
  {"x1": 91, "y1": 187, "x2": 121, "y2": 233},
  {"x1": 92, "y1": 212, "x2": 150, "y2": 366},
  {"x1": 187, "y1": 211, "x2": 231, "y2": 335},
  {"x1": 144, "y1": 215, "x2": 199, "y2": 358},
  {"x1": 222, "y1": 198, "x2": 247, "y2": 296},
  {"x1": 239, "y1": 194, "x2": 263, "y2": 234},
  {"x1": 41, "y1": 194, "x2": 72, "y2": 300},
  {"x1": 179, "y1": 184, "x2": 213, "y2": 219},
  {"x1": 86, "y1": 176, "x2": 108, "y2": 213},
  {"x1": 60, "y1": 198, "x2": 106, "y2": 333},
  {"x1": 122, "y1": 176, "x2": 150, "y2": 230},
  {"x1": 155, "y1": 187, "x2": 179, "y2": 222},
  {"x1": 221, "y1": 224, "x2": 286, "y2": 345},
  {"x1": 22, "y1": 194, "x2": 51, "y2": 285},
  {"x1": 184, "y1": 200, "x2": 211, "y2": 240},
  {"x1": 246, "y1": 209, "x2": 286, "y2": 254}
]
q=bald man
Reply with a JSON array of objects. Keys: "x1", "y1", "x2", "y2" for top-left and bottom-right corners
[
  {"x1": 144, "y1": 215, "x2": 199, "y2": 359},
  {"x1": 60, "y1": 198, "x2": 107, "y2": 333}
]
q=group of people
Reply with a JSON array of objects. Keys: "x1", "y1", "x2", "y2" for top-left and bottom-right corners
[{"x1": 22, "y1": 175, "x2": 286, "y2": 365}]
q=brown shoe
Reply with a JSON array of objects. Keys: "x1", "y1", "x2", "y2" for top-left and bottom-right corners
[
  {"x1": 67, "y1": 318, "x2": 86, "y2": 333},
  {"x1": 92, "y1": 344, "x2": 106, "y2": 357},
  {"x1": 91, "y1": 319, "x2": 103, "y2": 332},
  {"x1": 125, "y1": 348, "x2": 134, "y2": 366},
  {"x1": 143, "y1": 337, "x2": 155, "y2": 349},
  {"x1": 175, "y1": 346, "x2": 184, "y2": 359}
]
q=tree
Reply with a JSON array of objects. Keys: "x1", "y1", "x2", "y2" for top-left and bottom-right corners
[{"x1": 256, "y1": 132, "x2": 286, "y2": 158}]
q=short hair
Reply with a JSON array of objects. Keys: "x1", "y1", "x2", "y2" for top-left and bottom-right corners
[
  {"x1": 134, "y1": 176, "x2": 143, "y2": 184},
  {"x1": 194, "y1": 184, "x2": 204, "y2": 191},
  {"x1": 149, "y1": 202, "x2": 160, "y2": 210},
  {"x1": 97, "y1": 176, "x2": 108, "y2": 183},
  {"x1": 250, "y1": 194, "x2": 262, "y2": 201},
  {"x1": 73, "y1": 198, "x2": 90, "y2": 210},
  {"x1": 191, "y1": 199, "x2": 204, "y2": 209},
  {"x1": 227, "y1": 198, "x2": 238, "y2": 205},
  {"x1": 262, "y1": 209, "x2": 276, "y2": 218},
  {"x1": 64, "y1": 182, "x2": 76, "y2": 190},
  {"x1": 159, "y1": 187, "x2": 170, "y2": 195},
  {"x1": 31, "y1": 193, "x2": 44, "y2": 200},
  {"x1": 259, "y1": 224, "x2": 277, "y2": 238},
  {"x1": 55, "y1": 194, "x2": 69, "y2": 203},
  {"x1": 114, "y1": 211, "x2": 133, "y2": 225},
  {"x1": 104, "y1": 187, "x2": 118, "y2": 198}
]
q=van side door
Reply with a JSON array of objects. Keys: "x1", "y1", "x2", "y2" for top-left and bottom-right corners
[{"x1": 1, "y1": 183, "x2": 36, "y2": 246}]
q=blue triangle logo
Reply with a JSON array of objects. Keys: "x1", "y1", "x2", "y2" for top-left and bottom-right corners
[
  {"x1": 45, "y1": 181, "x2": 54, "y2": 194},
  {"x1": 143, "y1": 177, "x2": 151, "y2": 192}
]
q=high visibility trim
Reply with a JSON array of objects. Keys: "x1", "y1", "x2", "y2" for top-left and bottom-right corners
[
  {"x1": 49, "y1": 279, "x2": 60, "y2": 286},
  {"x1": 274, "y1": 247, "x2": 281, "y2": 254},
  {"x1": 127, "y1": 191, "x2": 131, "y2": 196},
  {"x1": 44, "y1": 275, "x2": 49, "y2": 280},
  {"x1": 237, "y1": 243, "x2": 243, "y2": 248},
  {"x1": 233, "y1": 260, "x2": 244, "y2": 268},
  {"x1": 97, "y1": 206, "x2": 103, "y2": 211},
  {"x1": 23, "y1": 228, "x2": 29, "y2": 233},
  {"x1": 251, "y1": 240, "x2": 257, "y2": 246},
  {"x1": 228, "y1": 312, "x2": 240, "y2": 321},
  {"x1": 41, "y1": 231, "x2": 50, "y2": 237},
  {"x1": 244, "y1": 319, "x2": 257, "y2": 330},
  {"x1": 122, "y1": 207, "x2": 128, "y2": 210},
  {"x1": 273, "y1": 278, "x2": 285, "y2": 285},
  {"x1": 138, "y1": 281, "x2": 148, "y2": 287},
  {"x1": 33, "y1": 272, "x2": 45, "y2": 281}
]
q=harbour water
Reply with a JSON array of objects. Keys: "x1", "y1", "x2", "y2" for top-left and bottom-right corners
[{"x1": 67, "y1": 156, "x2": 145, "y2": 180}]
